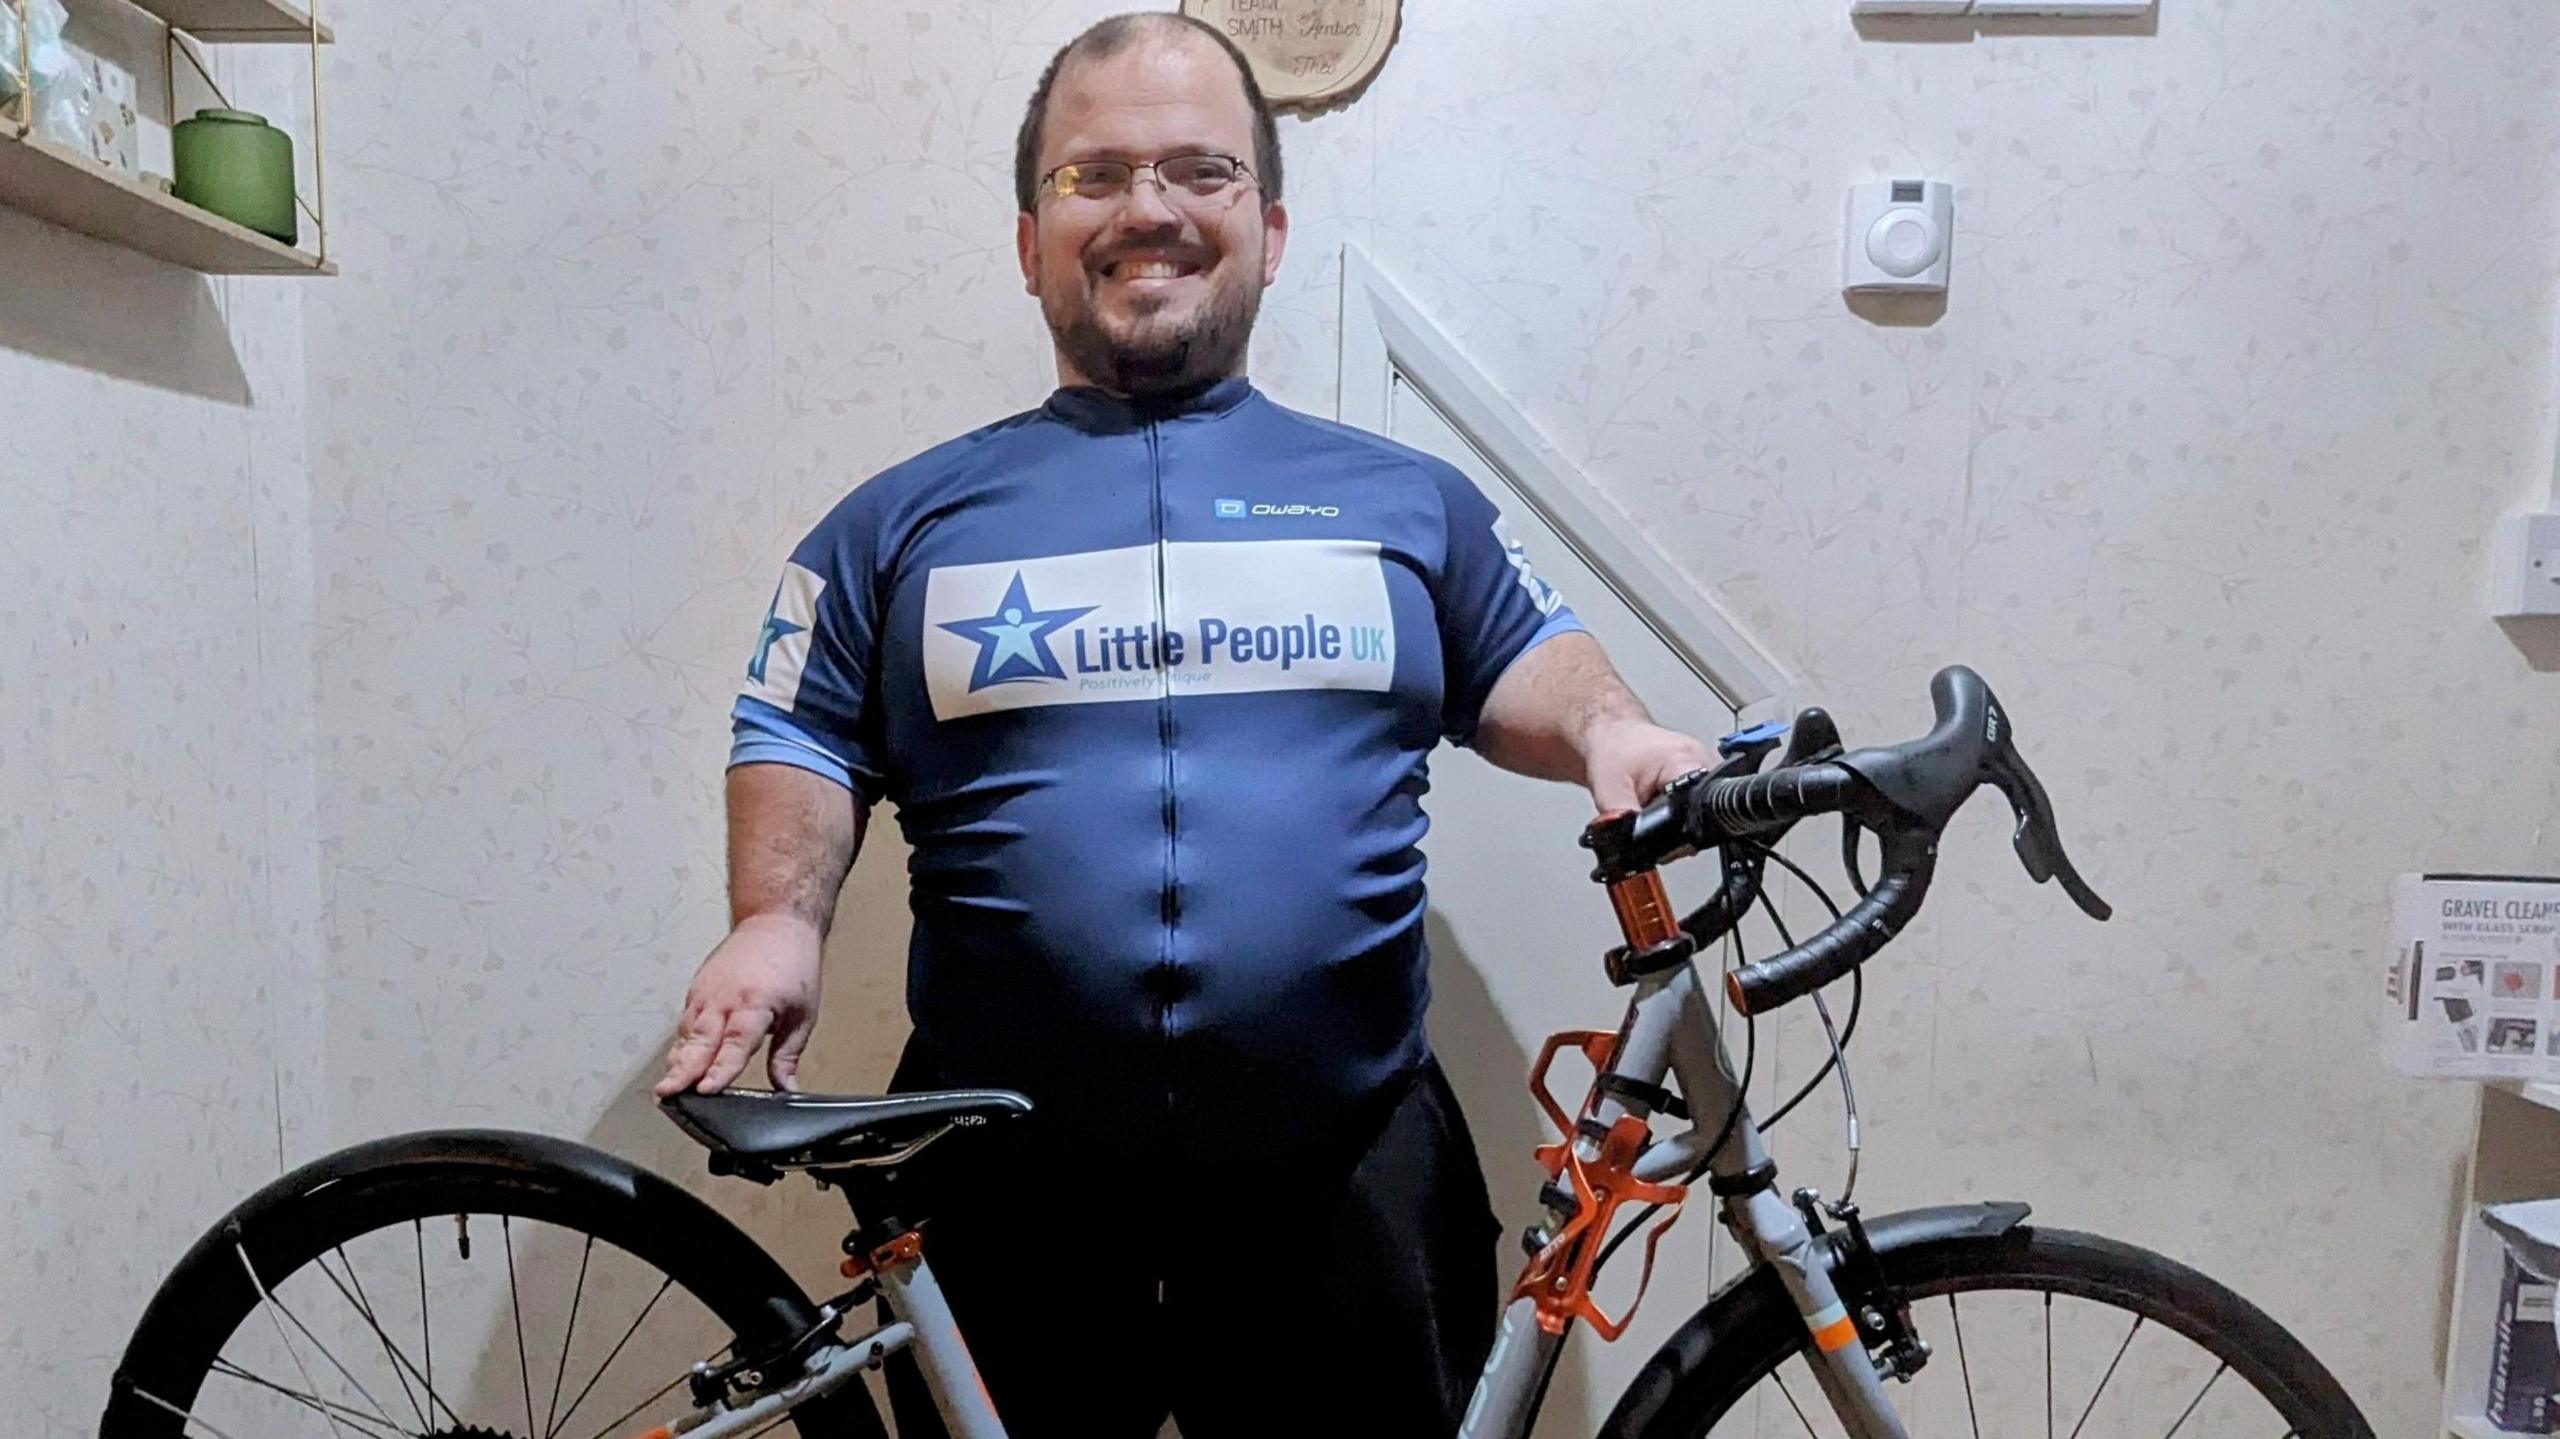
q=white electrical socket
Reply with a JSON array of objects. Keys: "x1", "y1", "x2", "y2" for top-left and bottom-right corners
[{"x1": 2490, "y1": 512, "x2": 2560, "y2": 619}]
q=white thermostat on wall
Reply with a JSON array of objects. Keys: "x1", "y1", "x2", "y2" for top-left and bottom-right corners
[{"x1": 1843, "y1": 178, "x2": 1954, "y2": 296}]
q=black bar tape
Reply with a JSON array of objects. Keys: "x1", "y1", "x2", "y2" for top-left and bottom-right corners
[
  {"x1": 1728, "y1": 860, "x2": 1931, "y2": 1016},
  {"x1": 1690, "y1": 763, "x2": 1858, "y2": 844}
]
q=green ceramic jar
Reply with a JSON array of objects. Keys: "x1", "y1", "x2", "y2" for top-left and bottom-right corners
[{"x1": 171, "y1": 108, "x2": 296, "y2": 244}]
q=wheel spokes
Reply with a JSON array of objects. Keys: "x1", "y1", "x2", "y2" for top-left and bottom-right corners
[
  {"x1": 2044, "y1": 1290, "x2": 2056, "y2": 1439},
  {"x1": 550, "y1": 1274, "x2": 678, "y2": 1439},
  {"x1": 541, "y1": 1234, "x2": 596, "y2": 1439},
  {"x1": 574, "y1": 1337, "x2": 734, "y2": 1439},
  {"x1": 182, "y1": 1214, "x2": 754, "y2": 1439},
  {"x1": 2161, "y1": 1360, "x2": 2228, "y2": 1438},
  {"x1": 208, "y1": 1358, "x2": 414, "y2": 1439},
  {"x1": 1773, "y1": 1369, "x2": 1819, "y2": 1436},
  {"x1": 314, "y1": 1245, "x2": 456, "y2": 1431},
  {"x1": 121, "y1": 1381, "x2": 252, "y2": 1439},
  {"x1": 1950, "y1": 1294, "x2": 1983, "y2": 1439},
  {"x1": 506, "y1": 1216, "x2": 538, "y2": 1439},
  {"x1": 233, "y1": 1242, "x2": 399, "y2": 1439},
  {"x1": 2066, "y1": 1314, "x2": 2145, "y2": 1439},
  {"x1": 1730, "y1": 1287, "x2": 2307, "y2": 1439},
  {"x1": 413, "y1": 1220, "x2": 434, "y2": 1423}
]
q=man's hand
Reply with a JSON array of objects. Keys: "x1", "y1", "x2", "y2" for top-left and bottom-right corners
[
  {"x1": 1580, "y1": 719, "x2": 1717, "y2": 814},
  {"x1": 1473, "y1": 631, "x2": 1718, "y2": 811},
  {"x1": 656, "y1": 912, "x2": 825, "y2": 1096}
]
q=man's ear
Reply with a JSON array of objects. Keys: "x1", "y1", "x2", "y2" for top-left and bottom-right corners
[
  {"x1": 1259, "y1": 201, "x2": 1290, "y2": 287},
  {"x1": 1017, "y1": 210, "x2": 1039, "y2": 296}
]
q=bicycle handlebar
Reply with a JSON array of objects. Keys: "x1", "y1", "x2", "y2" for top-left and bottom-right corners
[
  {"x1": 1721, "y1": 820, "x2": 1931, "y2": 1014},
  {"x1": 1587, "y1": 665, "x2": 2111, "y2": 1016}
]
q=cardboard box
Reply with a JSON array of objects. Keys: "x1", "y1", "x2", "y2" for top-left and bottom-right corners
[
  {"x1": 2385, "y1": 875, "x2": 2560, "y2": 1082},
  {"x1": 2486, "y1": 1200, "x2": 2560, "y2": 1433}
]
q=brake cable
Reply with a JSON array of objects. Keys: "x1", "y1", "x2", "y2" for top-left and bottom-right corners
[
  {"x1": 1589, "y1": 837, "x2": 1865, "y2": 1279},
  {"x1": 1747, "y1": 868, "x2": 1862, "y2": 1203},
  {"x1": 1750, "y1": 841, "x2": 1861, "y2": 1129},
  {"x1": 1588, "y1": 908, "x2": 1756, "y2": 1279}
]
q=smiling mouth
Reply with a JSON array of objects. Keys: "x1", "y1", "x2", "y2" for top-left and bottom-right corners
[{"x1": 1099, "y1": 258, "x2": 1204, "y2": 281}]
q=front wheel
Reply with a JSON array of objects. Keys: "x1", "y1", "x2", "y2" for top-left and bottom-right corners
[{"x1": 1603, "y1": 1218, "x2": 2374, "y2": 1438}]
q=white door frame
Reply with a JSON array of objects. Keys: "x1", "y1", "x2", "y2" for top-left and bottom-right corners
[{"x1": 1335, "y1": 244, "x2": 1797, "y2": 725}]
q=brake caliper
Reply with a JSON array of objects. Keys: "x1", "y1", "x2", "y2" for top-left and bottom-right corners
[{"x1": 1797, "y1": 1191, "x2": 1932, "y2": 1382}]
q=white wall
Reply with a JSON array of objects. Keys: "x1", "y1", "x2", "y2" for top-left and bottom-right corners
[
  {"x1": 300, "y1": 2, "x2": 2560, "y2": 1432},
  {"x1": 0, "y1": 151, "x2": 323, "y2": 1439},
  {"x1": 5, "y1": 0, "x2": 2554, "y2": 1432},
  {"x1": 1339, "y1": 13, "x2": 2560, "y2": 1434}
]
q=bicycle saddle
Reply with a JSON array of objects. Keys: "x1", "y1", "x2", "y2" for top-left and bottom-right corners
[{"x1": 661, "y1": 1087, "x2": 1032, "y2": 1170}]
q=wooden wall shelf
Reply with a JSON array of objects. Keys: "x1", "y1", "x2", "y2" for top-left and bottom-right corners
[
  {"x1": 123, "y1": 0, "x2": 332, "y2": 44},
  {"x1": 0, "y1": 118, "x2": 332, "y2": 274},
  {"x1": 1, "y1": 0, "x2": 333, "y2": 274}
]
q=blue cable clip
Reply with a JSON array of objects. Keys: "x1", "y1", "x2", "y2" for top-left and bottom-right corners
[{"x1": 1716, "y1": 720, "x2": 1788, "y2": 758}]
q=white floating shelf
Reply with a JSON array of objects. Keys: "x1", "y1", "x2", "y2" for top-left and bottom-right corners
[
  {"x1": 1970, "y1": 0, "x2": 2151, "y2": 13},
  {"x1": 0, "y1": 119, "x2": 331, "y2": 274},
  {"x1": 121, "y1": 0, "x2": 332, "y2": 43}
]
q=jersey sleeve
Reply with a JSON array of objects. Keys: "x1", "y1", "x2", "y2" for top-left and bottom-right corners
[
  {"x1": 729, "y1": 488, "x2": 891, "y2": 805},
  {"x1": 1430, "y1": 462, "x2": 1586, "y2": 746}
]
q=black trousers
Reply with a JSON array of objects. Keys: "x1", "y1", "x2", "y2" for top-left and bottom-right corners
[{"x1": 871, "y1": 1039, "x2": 1504, "y2": 1438}]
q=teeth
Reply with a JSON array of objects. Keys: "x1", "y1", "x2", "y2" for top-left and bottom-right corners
[{"x1": 1114, "y1": 261, "x2": 1188, "y2": 280}]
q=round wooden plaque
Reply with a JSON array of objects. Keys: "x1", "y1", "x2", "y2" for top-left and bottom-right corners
[{"x1": 1179, "y1": 0, "x2": 1402, "y2": 113}]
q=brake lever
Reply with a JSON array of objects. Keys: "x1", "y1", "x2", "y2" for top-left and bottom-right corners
[{"x1": 1982, "y1": 736, "x2": 2112, "y2": 921}]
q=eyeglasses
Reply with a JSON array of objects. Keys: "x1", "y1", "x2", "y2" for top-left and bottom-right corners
[{"x1": 1037, "y1": 152, "x2": 1257, "y2": 208}]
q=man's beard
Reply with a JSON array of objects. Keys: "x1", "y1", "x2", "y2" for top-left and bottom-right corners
[{"x1": 1052, "y1": 261, "x2": 1262, "y2": 398}]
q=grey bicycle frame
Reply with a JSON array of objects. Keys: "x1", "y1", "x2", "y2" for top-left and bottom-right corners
[{"x1": 705, "y1": 958, "x2": 1914, "y2": 1439}]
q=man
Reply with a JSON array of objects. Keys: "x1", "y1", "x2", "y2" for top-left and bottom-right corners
[{"x1": 658, "y1": 12, "x2": 1713, "y2": 1435}]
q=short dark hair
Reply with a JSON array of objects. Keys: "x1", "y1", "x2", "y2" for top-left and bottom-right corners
[{"x1": 1013, "y1": 12, "x2": 1284, "y2": 214}]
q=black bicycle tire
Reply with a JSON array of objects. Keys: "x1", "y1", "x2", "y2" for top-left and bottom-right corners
[
  {"x1": 1601, "y1": 1222, "x2": 2375, "y2": 1439},
  {"x1": 99, "y1": 1129, "x2": 883, "y2": 1439}
]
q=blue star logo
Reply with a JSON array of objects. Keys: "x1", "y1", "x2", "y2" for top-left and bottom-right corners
[
  {"x1": 747, "y1": 584, "x2": 805, "y2": 685},
  {"x1": 937, "y1": 571, "x2": 1095, "y2": 692}
]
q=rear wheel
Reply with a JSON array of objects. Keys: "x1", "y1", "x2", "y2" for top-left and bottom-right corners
[
  {"x1": 100, "y1": 1131, "x2": 882, "y2": 1439},
  {"x1": 1604, "y1": 1223, "x2": 2373, "y2": 1438}
]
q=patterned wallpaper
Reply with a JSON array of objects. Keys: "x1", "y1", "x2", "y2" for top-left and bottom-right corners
[
  {"x1": 0, "y1": 199, "x2": 322, "y2": 1439},
  {"x1": 6, "y1": 0, "x2": 2558, "y2": 1433}
]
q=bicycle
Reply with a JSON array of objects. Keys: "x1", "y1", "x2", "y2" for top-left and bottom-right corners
[{"x1": 100, "y1": 665, "x2": 2376, "y2": 1439}]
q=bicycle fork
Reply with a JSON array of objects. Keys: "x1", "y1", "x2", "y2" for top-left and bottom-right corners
[{"x1": 1457, "y1": 959, "x2": 1914, "y2": 1439}]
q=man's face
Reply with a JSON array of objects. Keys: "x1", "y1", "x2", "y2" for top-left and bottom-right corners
[{"x1": 1017, "y1": 38, "x2": 1289, "y2": 396}]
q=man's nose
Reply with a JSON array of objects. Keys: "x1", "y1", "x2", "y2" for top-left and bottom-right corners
[{"x1": 1117, "y1": 171, "x2": 1184, "y2": 228}]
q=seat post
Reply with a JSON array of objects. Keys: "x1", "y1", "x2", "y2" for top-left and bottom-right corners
[
  {"x1": 816, "y1": 1164, "x2": 952, "y2": 1438},
  {"x1": 821, "y1": 1162, "x2": 928, "y2": 1261}
]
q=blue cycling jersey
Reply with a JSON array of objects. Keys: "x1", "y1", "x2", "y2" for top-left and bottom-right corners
[{"x1": 732, "y1": 377, "x2": 1581, "y2": 1159}]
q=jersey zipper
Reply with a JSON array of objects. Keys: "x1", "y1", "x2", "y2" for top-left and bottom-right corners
[{"x1": 1145, "y1": 420, "x2": 1181, "y2": 1136}]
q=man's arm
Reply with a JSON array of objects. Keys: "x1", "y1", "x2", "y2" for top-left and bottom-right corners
[
  {"x1": 1472, "y1": 630, "x2": 1717, "y2": 812},
  {"x1": 655, "y1": 763, "x2": 866, "y2": 1096}
]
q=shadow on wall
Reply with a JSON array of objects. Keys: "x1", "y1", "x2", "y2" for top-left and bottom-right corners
[
  {"x1": 427, "y1": 826, "x2": 923, "y2": 1436},
  {"x1": 0, "y1": 209, "x2": 253, "y2": 403},
  {"x1": 2495, "y1": 616, "x2": 2560, "y2": 673},
  {"x1": 1426, "y1": 907, "x2": 1596, "y2": 1438},
  {"x1": 1846, "y1": 290, "x2": 1947, "y2": 329}
]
